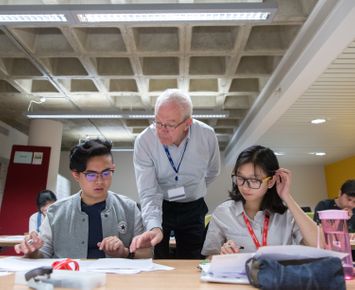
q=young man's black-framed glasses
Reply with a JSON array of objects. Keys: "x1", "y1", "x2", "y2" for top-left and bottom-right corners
[{"x1": 82, "y1": 169, "x2": 114, "y2": 182}]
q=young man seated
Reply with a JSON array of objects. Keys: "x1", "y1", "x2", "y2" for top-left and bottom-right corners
[
  {"x1": 314, "y1": 179, "x2": 355, "y2": 233},
  {"x1": 15, "y1": 138, "x2": 152, "y2": 259}
]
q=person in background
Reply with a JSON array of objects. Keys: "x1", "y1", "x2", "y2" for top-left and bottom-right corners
[
  {"x1": 313, "y1": 179, "x2": 355, "y2": 233},
  {"x1": 202, "y1": 145, "x2": 320, "y2": 257},
  {"x1": 28, "y1": 190, "x2": 57, "y2": 233},
  {"x1": 15, "y1": 138, "x2": 152, "y2": 259},
  {"x1": 131, "y1": 89, "x2": 220, "y2": 259}
]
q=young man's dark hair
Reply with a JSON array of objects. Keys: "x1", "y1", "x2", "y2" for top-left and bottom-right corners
[
  {"x1": 70, "y1": 138, "x2": 113, "y2": 172},
  {"x1": 340, "y1": 180, "x2": 355, "y2": 198}
]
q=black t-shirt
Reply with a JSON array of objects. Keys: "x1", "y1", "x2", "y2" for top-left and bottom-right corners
[
  {"x1": 313, "y1": 199, "x2": 355, "y2": 233},
  {"x1": 81, "y1": 200, "x2": 106, "y2": 258}
]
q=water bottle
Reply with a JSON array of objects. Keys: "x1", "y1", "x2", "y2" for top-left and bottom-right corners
[{"x1": 318, "y1": 209, "x2": 353, "y2": 279}]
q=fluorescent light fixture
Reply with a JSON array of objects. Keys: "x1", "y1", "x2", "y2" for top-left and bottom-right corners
[
  {"x1": 111, "y1": 148, "x2": 134, "y2": 152},
  {"x1": 274, "y1": 152, "x2": 285, "y2": 156},
  {"x1": 26, "y1": 113, "x2": 124, "y2": 119},
  {"x1": 193, "y1": 113, "x2": 228, "y2": 119},
  {"x1": 25, "y1": 110, "x2": 229, "y2": 119},
  {"x1": 0, "y1": 14, "x2": 66, "y2": 22},
  {"x1": 75, "y1": 3, "x2": 276, "y2": 23},
  {"x1": 128, "y1": 114, "x2": 154, "y2": 119},
  {"x1": 78, "y1": 12, "x2": 270, "y2": 23},
  {"x1": 309, "y1": 152, "x2": 326, "y2": 156},
  {"x1": 311, "y1": 118, "x2": 326, "y2": 124},
  {"x1": 0, "y1": 3, "x2": 277, "y2": 24}
]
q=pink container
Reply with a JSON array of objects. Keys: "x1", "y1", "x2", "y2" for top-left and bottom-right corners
[{"x1": 318, "y1": 209, "x2": 353, "y2": 279}]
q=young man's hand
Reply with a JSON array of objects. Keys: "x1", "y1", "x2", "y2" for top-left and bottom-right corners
[{"x1": 97, "y1": 236, "x2": 128, "y2": 258}]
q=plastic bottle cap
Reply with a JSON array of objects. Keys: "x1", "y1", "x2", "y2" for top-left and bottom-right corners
[{"x1": 318, "y1": 209, "x2": 349, "y2": 220}]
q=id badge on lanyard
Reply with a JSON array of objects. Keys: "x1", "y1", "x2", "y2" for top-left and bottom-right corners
[
  {"x1": 164, "y1": 140, "x2": 188, "y2": 201},
  {"x1": 167, "y1": 186, "x2": 186, "y2": 201}
]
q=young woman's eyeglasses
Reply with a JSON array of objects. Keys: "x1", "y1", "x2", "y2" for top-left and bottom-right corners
[
  {"x1": 153, "y1": 118, "x2": 187, "y2": 131},
  {"x1": 231, "y1": 175, "x2": 271, "y2": 189},
  {"x1": 82, "y1": 169, "x2": 114, "y2": 182}
]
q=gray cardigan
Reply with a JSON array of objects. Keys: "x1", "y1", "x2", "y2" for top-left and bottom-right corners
[{"x1": 39, "y1": 191, "x2": 144, "y2": 258}]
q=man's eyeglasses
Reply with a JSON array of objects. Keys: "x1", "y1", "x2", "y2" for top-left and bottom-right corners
[
  {"x1": 82, "y1": 169, "x2": 114, "y2": 182},
  {"x1": 231, "y1": 175, "x2": 271, "y2": 190},
  {"x1": 153, "y1": 118, "x2": 187, "y2": 131}
]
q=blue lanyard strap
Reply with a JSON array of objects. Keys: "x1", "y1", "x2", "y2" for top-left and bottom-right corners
[
  {"x1": 36, "y1": 212, "x2": 42, "y2": 232},
  {"x1": 163, "y1": 139, "x2": 189, "y2": 181}
]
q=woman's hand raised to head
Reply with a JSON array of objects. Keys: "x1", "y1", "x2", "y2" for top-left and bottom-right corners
[{"x1": 275, "y1": 168, "x2": 292, "y2": 202}]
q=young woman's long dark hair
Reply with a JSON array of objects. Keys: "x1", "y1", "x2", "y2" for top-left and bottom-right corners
[{"x1": 229, "y1": 145, "x2": 287, "y2": 214}]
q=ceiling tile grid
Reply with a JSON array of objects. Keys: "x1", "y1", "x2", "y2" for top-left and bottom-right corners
[{"x1": 0, "y1": 0, "x2": 317, "y2": 150}]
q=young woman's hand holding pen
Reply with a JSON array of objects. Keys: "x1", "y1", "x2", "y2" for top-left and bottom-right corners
[{"x1": 220, "y1": 240, "x2": 244, "y2": 255}]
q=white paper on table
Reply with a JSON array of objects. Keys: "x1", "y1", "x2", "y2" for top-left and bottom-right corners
[
  {"x1": 0, "y1": 235, "x2": 24, "y2": 242},
  {"x1": 0, "y1": 257, "x2": 174, "y2": 274},
  {"x1": 0, "y1": 257, "x2": 57, "y2": 272},
  {"x1": 254, "y1": 245, "x2": 348, "y2": 260},
  {"x1": 151, "y1": 262, "x2": 174, "y2": 271},
  {"x1": 83, "y1": 258, "x2": 174, "y2": 274},
  {"x1": 209, "y1": 253, "x2": 253, "y2": 276},
  {"x1": 86, "y1": 258, "x2": 153, "y2": 270}
]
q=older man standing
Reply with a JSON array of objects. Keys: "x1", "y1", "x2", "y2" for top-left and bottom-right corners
[{"x1": 131, "y1": 89, "x2": 220, "y2": 259}]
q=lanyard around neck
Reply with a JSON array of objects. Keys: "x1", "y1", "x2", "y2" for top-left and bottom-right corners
[
  {"x1": 36, "y1": 212, "x2": 42, "y2": 232},
  {"x1": 242, "y1": 211, "x2": 270, "y2": 249},
  {"x1": 163, "y1": 139, "x2": 189, "y2": 181}
]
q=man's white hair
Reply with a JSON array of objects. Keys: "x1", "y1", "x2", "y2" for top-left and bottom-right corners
[{"x1": 154, "y1": 89, "x2": 193, "y2": 119}]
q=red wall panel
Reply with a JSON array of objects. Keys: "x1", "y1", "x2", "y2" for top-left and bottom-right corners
[{"x1": 0, "y1": 145, "x2": 51, "y2": 235}]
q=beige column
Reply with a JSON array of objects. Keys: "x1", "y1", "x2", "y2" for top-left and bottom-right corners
[{"x1": 28, "y1": 119, "x2": 63, "y2": 192}]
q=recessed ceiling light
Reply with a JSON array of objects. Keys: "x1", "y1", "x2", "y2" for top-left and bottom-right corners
[{"x1": 311, "y1": 118, "x2": 326, "y2": 124}]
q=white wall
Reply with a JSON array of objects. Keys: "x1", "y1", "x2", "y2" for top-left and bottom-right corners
[
  {"x1": 59, "y1": 151, "x2": 328, "y2": 213},
  {"x1": 0, "y1": 121, "x2": 28, "y2": 208},
  {"x1": 283, "y1": 163, "x2": 328, "y2": 210},
  {"x1": 0, "y1": 120, "x2": 28, "y2": 159}
]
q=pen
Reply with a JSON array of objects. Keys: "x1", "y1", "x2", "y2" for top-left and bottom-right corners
[{"x1": 226, "y1": 244, "x2": 244, "y2": 250}]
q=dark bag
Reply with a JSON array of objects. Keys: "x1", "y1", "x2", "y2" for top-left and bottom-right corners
[{"x1": 245, "y1": 256, "x2": 346, "y2": 290}]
